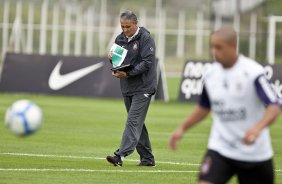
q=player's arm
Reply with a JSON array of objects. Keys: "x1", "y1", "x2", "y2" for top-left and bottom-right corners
[
  {"x1": 244, "y1": 75, "x2": 282, "y2": 144},
  {"x1": 169, "y1": 86, "x2": 211, "y2": 151}
]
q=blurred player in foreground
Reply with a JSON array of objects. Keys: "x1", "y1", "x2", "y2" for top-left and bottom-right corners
[
  {"x1": 169, "y1": 26, "x2": 281, "y2": 184},
  {"x1": 106, "y1": 10, "x2": 157, "y2": 167}
]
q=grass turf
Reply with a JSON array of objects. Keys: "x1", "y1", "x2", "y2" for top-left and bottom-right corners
[{"x1": 0, "y1": 93, "x2": 281, "y2": 184}]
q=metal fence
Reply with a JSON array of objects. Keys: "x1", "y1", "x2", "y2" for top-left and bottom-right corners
[{"x1": 0, "y1": 0, "x2": 279, "y2": 67}]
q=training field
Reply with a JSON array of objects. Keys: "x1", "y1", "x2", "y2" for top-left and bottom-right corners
[{"x1": 0, "y1": 93, "x2": 281, "y2": 184}]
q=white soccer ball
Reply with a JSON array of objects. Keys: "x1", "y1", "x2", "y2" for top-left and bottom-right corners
[{"x1": 5, "y1": 99, "x2": 42, "y2": 136}]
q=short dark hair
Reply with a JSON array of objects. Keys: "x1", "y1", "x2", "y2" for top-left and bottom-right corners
[{"x1": 120, "y1": 10, "x2": 138, "y2": 23}]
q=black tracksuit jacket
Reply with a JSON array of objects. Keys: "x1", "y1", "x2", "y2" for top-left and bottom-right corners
[{"x1": 114, "y1": 27, "x2": 157, "y2": 96}]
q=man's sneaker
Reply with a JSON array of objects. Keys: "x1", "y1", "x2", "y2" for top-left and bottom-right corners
[
  {"x1": 106, "y1": 155, "x2": 123, "y2": 166},
  {"x1": 137, "y1": 160, "x2": 156, "y2": 167}
]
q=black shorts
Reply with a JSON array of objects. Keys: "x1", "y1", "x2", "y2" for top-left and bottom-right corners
[{"x1": 199, "y1": 149, "x2": 274, "y2": 184}]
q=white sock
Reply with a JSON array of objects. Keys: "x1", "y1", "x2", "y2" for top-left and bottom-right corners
[{"x1": 120, "y1": 156, "x2": 125, "y2": 161}]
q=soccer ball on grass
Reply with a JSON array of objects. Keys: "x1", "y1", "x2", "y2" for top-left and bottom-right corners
[{"x1": 5, "y1": 99, "x2": 42, "y2": 136}]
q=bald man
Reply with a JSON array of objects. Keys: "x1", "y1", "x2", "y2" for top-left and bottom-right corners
[{"x1": 169, "y1": 26, "x2": 281, "y2": 184}]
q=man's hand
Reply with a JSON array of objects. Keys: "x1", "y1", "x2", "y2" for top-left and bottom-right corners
[
  {"x1": 169, "y1": 128, "x2": 185, "y2": 151},
  {"x1": 112, "y1": 71, "x2": 127, "y2": 78},
  {"x1": 108, "y1": 51, "x2": 112, "y2": 62},
  {"x1": 243, "y1": 104, "x2": 281, "y2": 145},
  {"x1": 243, "y1": 127, "x2": 261, "y2": 145}
]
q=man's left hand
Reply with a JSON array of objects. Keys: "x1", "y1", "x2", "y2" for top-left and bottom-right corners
[
  {"x1": 243, "y1": 127, "x2": 260, "y2": 145},
  {"x1": 112, "y1": 71, "x2": 127, "y2": 78}
]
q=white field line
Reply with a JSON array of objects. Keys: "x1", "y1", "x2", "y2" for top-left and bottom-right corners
[
  {"x1": 0, "y1": 168, "x2": 281, "y2": 173},
  {"x1": 0, "y1": 152, "x2": 200, "y2": 166},
  {"x1": 1, "y1": 152, "x2": 281, "y2": 172},
  {"x1": 0, "y1": 168, "x2": 198, "y2": 173}
]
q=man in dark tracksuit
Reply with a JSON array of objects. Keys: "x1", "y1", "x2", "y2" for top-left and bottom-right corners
[{"x1": 106, "y1": 10, "x2": 157, "y2": 167}]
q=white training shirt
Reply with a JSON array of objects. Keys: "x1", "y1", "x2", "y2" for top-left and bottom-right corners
[{"x1": 199, "y1": 55, "x2": 281, "y2": 162}]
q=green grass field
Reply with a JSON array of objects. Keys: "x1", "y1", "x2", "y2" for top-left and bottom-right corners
[{"x1": 0, "y1": 93, "x2": 281, "y2": 184}]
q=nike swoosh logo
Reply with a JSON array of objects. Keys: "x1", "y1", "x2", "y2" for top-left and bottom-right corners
[{"x1": 48, "y1": 60, "x2": 104, "y2": 90}]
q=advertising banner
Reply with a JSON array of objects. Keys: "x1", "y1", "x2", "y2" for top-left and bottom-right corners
[
  {"x1": 178, "y1": 60, "x2": 282, "y2": 102},
  {"x1": 0, "y1": 53, "x2": 121, "y2": 97},
  {"x1": 0, "y1": 53, "x2": 165, "y2": 100}
]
